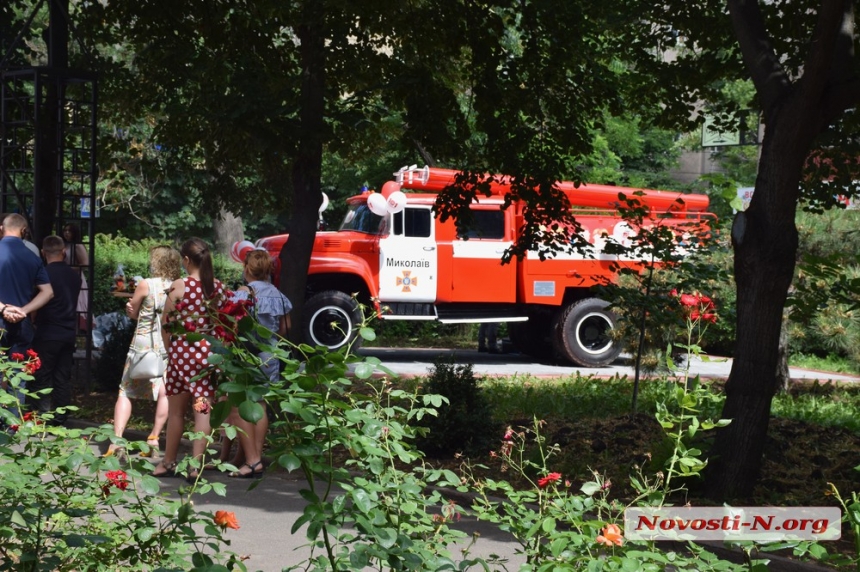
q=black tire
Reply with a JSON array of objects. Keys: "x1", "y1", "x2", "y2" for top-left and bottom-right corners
[
  {"x1": 508, "y1": 308, "x2": 555, "y2": 360},
  {"x1": 302, "y1": 290, "x2": 363, "y2": 351},
  {"x1": 552, "y1": 298, "x2": 621, "y2": 367}
]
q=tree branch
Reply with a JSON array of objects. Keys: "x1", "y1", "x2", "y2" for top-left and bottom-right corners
[
  {"x1": 827, "y1": 0, "x2": 855, "y2": 86},
  {"x1": 799, "y1": 0, "x2": 853, "y2": 107},
  {"x1": 727, "y1": 0, "x2": 790, "y2": 111}
]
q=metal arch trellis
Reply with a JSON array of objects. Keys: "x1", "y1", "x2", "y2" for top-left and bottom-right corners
[{"x1": 1, "y1": 0, "x2": 99, "y2": 393}]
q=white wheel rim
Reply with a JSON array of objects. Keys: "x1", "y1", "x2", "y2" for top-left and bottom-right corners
[
  {"x1": 308, "y1": 305, "x2": 352, "y2": 349},
  {"x1": 574, "y1": 311, "x2": 614, "y2": 355}
]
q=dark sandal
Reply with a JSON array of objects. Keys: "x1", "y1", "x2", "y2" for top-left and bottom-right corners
[
  {"x1": 152, "y1": 461, "x2": 179, "y2": 478},
  {"x1": 228, "y1": 461, "x2": 263, "y2": 479}
]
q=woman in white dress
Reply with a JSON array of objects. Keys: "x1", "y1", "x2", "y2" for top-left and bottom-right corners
[{"x1": 105, "y1": 245, "x2": 181, "y2": 458}]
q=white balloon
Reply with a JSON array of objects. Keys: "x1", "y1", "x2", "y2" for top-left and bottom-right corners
[
  {"x1": 386, "y1": 191, "x2": 407, "y2": 214},
  {"x1": 367, "y1": 193, "x2": 389, "y2": 216},
  {"x1": 319, "y1": 192, "x2": 329, "y2": 213}
]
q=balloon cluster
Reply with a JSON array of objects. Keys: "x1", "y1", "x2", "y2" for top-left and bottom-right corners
[{"x1": 367, "y1": 181, "x2": 407, "y2": 216}]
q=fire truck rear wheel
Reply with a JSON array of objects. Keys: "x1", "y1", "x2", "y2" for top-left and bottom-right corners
[
  {"x1": 303, "y1": 290, "x2": 362, "y2": 351},
  {"x1": 552, "y1": 298, "x2": 621, "y2": 367}
]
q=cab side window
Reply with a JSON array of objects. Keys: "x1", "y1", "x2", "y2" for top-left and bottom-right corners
[
  {"x1": 456, "y1": 209, "x2": 505, "y2": 240},
  {"x1": 393, "y1": 207, "x2": 432, "y2": 238}
]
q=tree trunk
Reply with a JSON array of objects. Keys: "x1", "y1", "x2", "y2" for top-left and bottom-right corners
[
  {"x1": 279, "y1": 0, "x2": 326, "y2": 345},
  {"x1": 213, "y1": 209, "x2": 244, "y2": 258},
  {"x1": 704, "y1": 105, "x2": 809, "y2": 500}
]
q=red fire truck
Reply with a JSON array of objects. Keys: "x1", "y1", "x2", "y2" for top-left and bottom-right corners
[{"x1": 252, "y1": 166, "x2": 712, "y2": 367}]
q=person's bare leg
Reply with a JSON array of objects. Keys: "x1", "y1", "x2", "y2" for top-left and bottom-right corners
[
  {"x1": 255, "y1": 407, "x2": 268, "y2": 462},
  {"x1": 153, "y1": 392, "x2": 189, "y2": 475},
  {"x1": 229, "y1": 409, "x2": 261, "y2": 477},
  {"x1": 107, "y1": 392, "x2": 132, "y2": 455},
  {"x1": 150, "y1": 383, "x2": 168, "y2": 439},
  {"x1": 189, "y1": 402, "x2": 212, "y2": 477}
]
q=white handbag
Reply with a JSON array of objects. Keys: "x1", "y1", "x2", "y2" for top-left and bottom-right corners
[
  {"x1": 127, "y1": 345, "x2": 166, "y2": 380},
  {"x1": 126, "y1": 281, "x2": 167, "y2": 380}
]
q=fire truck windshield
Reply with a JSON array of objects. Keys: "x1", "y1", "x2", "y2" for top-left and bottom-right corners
[{"x1": 339, "y1": 203, "x2": 384, "y2": 235}]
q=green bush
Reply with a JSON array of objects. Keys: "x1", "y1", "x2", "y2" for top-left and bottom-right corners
[
  {"x1": 789, "y1": 209, "x2": 860, "y2": 372},
  {"x1": 415, "y1": 358, "x2": 498, "y2": 457},
  {"x1": 92, "y1": 234, "x2": 243, "y2": 317}
]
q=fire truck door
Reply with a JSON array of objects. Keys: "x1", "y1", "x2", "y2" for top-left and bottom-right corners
[
  {"x1": 378, "y1": 206, "x2": 437, "y2": 302},
  {"x1": 451, "y1": 208, "x2": 516, "y2": 302}
]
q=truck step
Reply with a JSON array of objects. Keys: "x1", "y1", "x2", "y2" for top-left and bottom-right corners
[
  {"x1": 435, "y1": 303, "x2": 528, "y2": 324},
  {"x1": 380, "y1": 302, "x2": 437, "y2": 319}
]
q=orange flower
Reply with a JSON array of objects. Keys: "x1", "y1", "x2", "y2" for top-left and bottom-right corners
[
  {"x1": 596, "y1": 523, "x2": 623, "y2": 547},
  {"x1": 214, "y1": 510, "x2": 240, "y2": 530},
  {"x1": 193, "y1": 396, "x2": 212, "y2": 414}
]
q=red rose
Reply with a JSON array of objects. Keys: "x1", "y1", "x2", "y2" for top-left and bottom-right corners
[
  {"x1": 26, "y1": 349, "x2": 38, "y2": 358},
  {"x1": 105, "y1": 470, "x2": 129, "y2": 491},
  {"x1": 679, "y1": 294, "x2": 698, "y2": 307},
  {"x1": 537, "y1": 472, "x2": 562, "y2": 489},
  {"x1": 11, "y1": 353, "x2": 24, "y2": 361}
]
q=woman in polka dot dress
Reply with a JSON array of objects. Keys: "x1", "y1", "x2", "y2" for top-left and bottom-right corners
[{"x1": 152, "y1": 237, "x2": 225, "y2": 479}]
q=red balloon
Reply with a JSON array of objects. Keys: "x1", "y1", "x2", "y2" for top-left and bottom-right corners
[{"x1": 380, "y1": 180, "x2": 401, "y2": 199}]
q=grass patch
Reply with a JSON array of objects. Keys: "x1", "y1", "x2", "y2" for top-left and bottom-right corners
[
  {"x1": 772, "y1": 381, "x2": 860, "y2": 433},
  {"x1": 790, "y1": 352, "x2": 858, "y2": 374},
  {"x1": 479, "y1": 374, "x2": 726, "y2": 423}
]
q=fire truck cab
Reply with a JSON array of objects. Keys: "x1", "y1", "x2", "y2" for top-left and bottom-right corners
[{"x1": 255, "y1": 166, "x2": 712, "y2": 367}]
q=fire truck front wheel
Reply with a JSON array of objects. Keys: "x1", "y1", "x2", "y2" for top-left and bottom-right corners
[
  {"x1": 553, "y1": 298, "x2": 621, "y2": 367},
  {"x1": 303, "y1": 290, "x2": 362, "y2": 351}
]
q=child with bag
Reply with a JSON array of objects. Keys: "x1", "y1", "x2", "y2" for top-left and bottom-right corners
[{"x1": 105, "y1": 245, "x2": 181, "y2": 458}]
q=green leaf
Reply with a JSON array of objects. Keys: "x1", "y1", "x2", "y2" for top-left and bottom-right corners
[
  {"x1": 352, "y1": 489, "x2": 373, "y2": 513},
  {"x1": 139, "y1": 475, "x2": 162, "y2": 495},
  {"x1": 580, "y1": 482, "x2": 601, "y2": 496},
  {"x1": 541, "y1": 518, "x2": 556, "y2": 533},
  {"x1": 136, "y1": 527, "x2": 157, "y2": 542},
  {"x1": 359, "y1": 327, "x2": 376, "y2": 341},
  {"x1": 807, "y1": 543, "x2": 828, "y2": 559},
  {"x1": 177, "y1": 501, "x2": 193, "y2": 524},
  {"x1": 291, "y1": 513, "x2": 311, "y2": 535},
  {"x1": 64, "y1": 534, "x2": 87, "y2": 547},
  {"x1": 375, "y1": 527, "x2": 397, "y2": 549},
  {"x1": 279, "y1": 453, "x2": 301, "y2": 472},
  {"x1": 353, "y1": 362, "x2": 375, "y2": 379},
  {"x1": 10, "y1": 511, "x2": 26, "y2": 527},
  {"x1": 238, "y1": 400, "x2": 264, "y2": 423}
]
